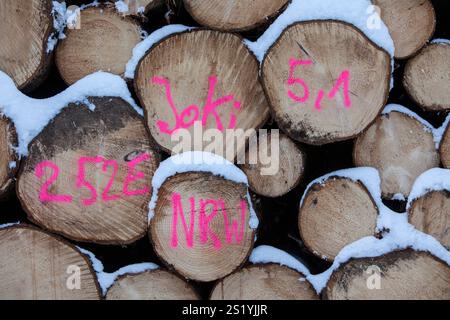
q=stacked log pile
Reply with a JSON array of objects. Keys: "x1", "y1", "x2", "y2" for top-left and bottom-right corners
[{"x1": 0, "y1": 0, "x2": 449, "y2": 300}]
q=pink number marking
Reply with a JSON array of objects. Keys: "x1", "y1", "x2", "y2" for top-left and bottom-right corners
[
  {"x1": 152, "y1": 75, "x2": 241, "y2": 135},
  {"x1": 315, "y1": 70, "x2": 351, "y2": 111},
  {"x1": 101, "y1": 159, "x2": 121, "y2": 202},
  {"x1": 171, "y1": 193, "x2": 195, "y2": 248},
  {"x1": 35, "y1": 161, "x2": 73, "y2": 203},
  {"x1": 287, "y1": 58, "x2": 313, "y2": 103},
  {"x1": 76, "y1": 156, "x2": 104, "y2": 206},
  {"x1": 123, "y1": 153, "x2": 151, "y2": 196}
]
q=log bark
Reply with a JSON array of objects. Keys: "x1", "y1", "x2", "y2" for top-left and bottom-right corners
[
  {"x1": 298, "y1": 177, "x2": 378, "y2": 261},
  {"x1": 17, "y1": 97, "x2": 160, "y2": 245},
  {"x1": 403, "y1": 43, "x2": 450, "y2": 111},
  {"x1": 325, "y1": 250, "x2": 450, "y2": 300},
  {"x1": 0, "y1": 225, "x2": 101, "y2": 300},
  {"x1": 0, "y1": 115, "x2": 18, "y2": 200},
  {"x1": 262, "y1": 20, "x2": 391, "y2": 145},
  {"x1": 106, "y1": 269, "x2": 200, "y2": 300},
  {"x1": 372, "y1": 0, "x2": 436, "y2": 59},
  {"x1": 183, "y1": 0, "x2": 289, "y2": 31},
  {"x1": 440, "y1": 120, "x2": 450, "y2": 168},
  {"x1": 240, "y1": 133, "x2": 305, "y2": 198},
  {"x1": 353, "y1": 111, "x2": 439, "y2": 199},
  {"x1": 56, "y1": 5, "x2": 142, "y2": 85},
  {"x1": 134, "y1": 29, "x2": 270, "y2": 161},
  {"x1": 210, "y1": 264, "x2": 318, "y2": 300},
  {"x1": 409, "y1": 190, "x2": 450, "y2": 250},
  {"x1": 149, "y1": 172, "x2": 255, "y2": 282},
  {"x1": 0, "y1": 0, "x2": 53, "y2": 91}
]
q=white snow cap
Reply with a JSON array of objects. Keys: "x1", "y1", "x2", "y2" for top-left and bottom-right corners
[
  {"x1": 125, "y1": 25, "x2": 194, "y2": 79},
  {"x1": 0, "y1": 71, "x2": 142, "y2": 157},
  {"x1": 148, "y1": 151, "x2": 259, "y2": 229},
  {"x1": 298, "y1": 167, "x2": 450, "y2": 293},
  {"x1": 246, "y1": 0, "x2": 394, "y2": 62},
  {"x1": 250, "y1": 245, "x2": 311, "y2": 277},
  {"x1": 431, "y1": 38, "x2": 450, "y2": 45},
  {"x1": 77, "y1": 246, "x2": 159, "y2": 296},
  {"x1": 407, "y1": 168, "x2": 450, "y2": 210}
]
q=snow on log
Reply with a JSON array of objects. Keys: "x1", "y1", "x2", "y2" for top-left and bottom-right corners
[
  {"x1": 403, "y1": 43, "x2": 450, "y2": 111},
  {"x1": 106, "y1": 269, "x2": 199, "y2": 300},
  {"x1": 134, "y1": 29, "x2": 269, "y2": 161},
  {"x1": 0, "y1": 115, "x2": 18, "y2": 200},
  {"x1": 149, "y1": 152, "x2": 257, "y2": 282},
  {"x1": 0, "y1": 0, "x2": 53, "y2": 90},
  {"x1": 353, "y1": 107, "x2": 439, "y2": 199},
  {"x1": 325, "y1": 249, "x2": 450, "y2": 300},
  {"x1": 299, "y1": 175, "x2": 379, "y2": 261},
  {"x1": 183, "y1": 0, "x2": 289, "y2": 31},
  {"x1": 210, "y1": 264, "x2": 318, "y2": 300},
  {"x1": 0, "y1": 225, "x2": 100, "y2": 299},
  {"x1": 56, "y1": 5, "x2": 142, "y2": 85},
  {"x1": 439, "y1": 117, "x2": 450, "y2": 168},
  {"x1": 17, "y1": 97, "x2": 160, "y2": 244},
  {"x1": 114, "y1": 0, "x2": 164, "y2": 16},
  {"x1": 407, "y1": 168, "x2": 450, "y2": 251},
  {"x1": 372, "y1": 0, "x2": 435, "y2": 59},
  {"x1": 261, "y1": 20, "x2": 391, "y2": 145},
  {"x1": 240, "y1": 133, "x2": 305, "y2": 198}
]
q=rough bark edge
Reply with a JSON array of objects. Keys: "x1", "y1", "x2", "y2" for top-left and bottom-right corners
[
  {"x1": 208, "y1": 263, "x2": 316, "y2": 300},
  {"x1": 134, "y1": 28, "x2": 270, "y2": 156},
  {"x1": 182, "y1": 0, "x2": 291, "y2": 32},
  {"x1": 105, "y1": 268, "x2": 201, "y2": 299},
  {"x1": 403, "y1": 43, "x2": 450, "y2": 112},
  {"x1": 148, "y1": 171, "x2": 257, "y2": 282},
  {"x1": 439, "y1": 119, "x2": 450, "y2": 168},
  {"x1": 298, "y1": 176, "x2": 380, "y2": 261},
  {"x1": 0, "y1": 223, "x2": 102, "y2": 299},
  {"x1": 55, "y1": 3, "x2": 144, "y2": 85},
  {"x1": 17, "y1": 0, "x2": 54, "y2": 92},
  {"x1": 0, "y1": 115, "x2": 19, "y2": 201},
  {"x1": 261, "y1": 20, "x2": 392, "y2": 146},
  {"x1": 322, "y1": 248, "x2": 447, "y2": 299},
  {"x1": 15, "y1": 98, "x2": 160, "y2": 246}
]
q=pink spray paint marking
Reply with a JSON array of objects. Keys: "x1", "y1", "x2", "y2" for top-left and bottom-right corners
[
  {"x1": 123, "y1": 153, "x2": 151, "y2": 196},
  {"x1": 152, "y1": 75, "x2": 242, "y2": 135},
  {"x1": 287, "y1": 57, "x2": 352, "y2": 111},
  {"x1": 101, "y1": 159, "x2": 121, "y2": 202},
  {"x1": 76, "y1": 156, "x2": 105, "y2": 206},
  {"x1": 170, "y1": 195, "x2": 249, "y2": 250},
  {"x1": 35, "y1": 161, "x2": 73, "y2": 203}
]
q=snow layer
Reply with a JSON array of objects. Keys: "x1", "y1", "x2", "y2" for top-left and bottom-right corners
[
  {"x1": 250, "y1": 245, "x2": 311, "y2": 277},
  {"x1": 77, "y1": 247, "x2": 159, "y2": 296},
  {"x1": 431, "y1": 38, "x2": 450, "y2": 45},
  {"x1": 0, "y1": 222, "x2": 20, "y2": 230},
  {"x1": 0, "y1": 71, "x2": 142, "y2": 157},
  {"x1": 407, "y1": 168, "x2": 450, "y2": 210},
  {"x1": 382, "y1": 103, "x2": 447, "y2": 149},
  {"x1": 295, "y1": 167, "x2": 450, "y2": 293},
  {"x1": 148, "y1": 151, "x2": 259, "y2": 229},
  {"x1": 124, "y1": 25, "x2": 194, "y2": 79},
  {"x1": 246, "y1": 0, "x2": 394, "y2": 62}
]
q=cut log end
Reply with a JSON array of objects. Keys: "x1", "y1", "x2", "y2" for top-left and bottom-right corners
[
  {"x1": 409, "y1": 190, "x2": 450, "y2": 250},
  {"x1": 106, "y1": 269, "x2": 200, "y2": 300},
  {"x1": 353, "y1": 111, "x2": 439, "y2": 199},
  {"x1": 183, "y1": 0, "x2": 289, "y2": 31},
  {"x1": 0, "y1": 0, "x2": 53, "y2": 90},
  {"x1": 135, "y1": 29, "x2": 269, "y2": 161},
  {"x1": 240, "y1": 133, "x2": 305, "y2": 198},
  {"x1": 404, "y1": 43, "x2": 450, "y2": 111},
  {"x1": 373, "y1": 0, "x2": 436, "y2": 59},
  {"x1": 325, "y1": 250, "x2": 450, "y2": 300},
  {"x1": 56, "y1": 5, "x2": 142, "y2": 85},
  {"x1": 210, "y1": 264, "x2": 318, "y2": 300},
  {"x1": 0, "y1": 225, "x2": 100, "y2": 300},
  {"x1": 17, "y1": 97, "x2": 160, "y2": 245},
  {"x1": 0, "y1": 115, "x2": 18, "y2": 200},
  {"x1": 440, "y1": 120, "x2": 450, "y2": 168},
  {"x1": 149, "y1": 172, "x2": 255, "y2": 282},
  {"x1": 262, "y1": 20, "x2": 391, "y2": 145},
  {"x1": 299, "y1": 177, "x2": 378, "y2": 261}
]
